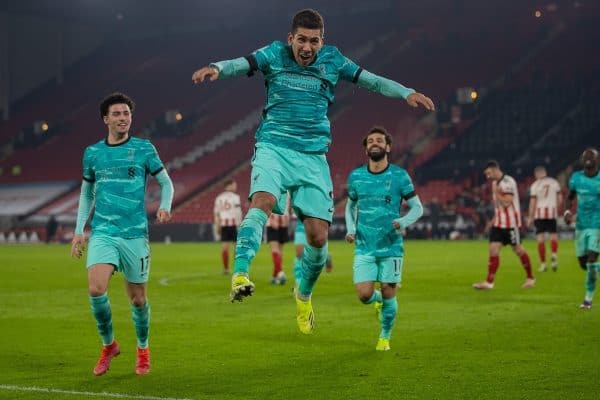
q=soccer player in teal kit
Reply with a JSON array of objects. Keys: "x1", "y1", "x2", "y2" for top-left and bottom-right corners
[
  {"x1": 70, "y1": 93, "x2": 174, "y2": 375},
  {"x1": 192, "y1": 9, "x2": 434, "y2": 334},
  {"x1": 564, "y1": 148, "x2": 600, "y2": 309},
  {"x1": 345, "y1": 126, "x2": 423, "y2": 350}
]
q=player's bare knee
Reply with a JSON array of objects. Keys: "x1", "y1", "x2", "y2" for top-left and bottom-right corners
[
  {"x1": 513, "y1": 245, "x2": 525, "y2": 256},
  {"x1": 130, "y1": 295, "x2": 147, "y2": 307},
  {"x1": 249, "y1": 192, "x2": 276, "y2": 214},
  {"x1": 357, "y1": 291, "x2": 374, "y2": 303},
  {"x1": 306, "y1": 231, "x2": 328, "y2": 248},
  {"x1": 88, "y1": 284, "x2": 107, "y2": 297},
  {"x1": 380, "y1": 284, "x2": 397, "y2": 299}
]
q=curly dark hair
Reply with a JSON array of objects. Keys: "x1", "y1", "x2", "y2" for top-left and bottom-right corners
[
  {"x1": 362, "y1": 126, "x2": 392, "y2": 147},
  {"x1": 99, "y1": 92, "x2": 135, "y2": 119}
]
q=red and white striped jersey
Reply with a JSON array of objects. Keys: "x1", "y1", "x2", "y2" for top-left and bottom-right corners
[
  {"x1": 492, "y1": 174, "x2": 521, "y2": 228},
  {"x1": 529, "y1": 176, "x2": 561, "y2": 219},
  {"x1": 267, "y1": 195, "x2": 290, "y2": 228},
  {"x1": 214, "y1": 191, "x2": 242, "y2": 227}
]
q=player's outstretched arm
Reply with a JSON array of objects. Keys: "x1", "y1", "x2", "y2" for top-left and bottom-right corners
[
  {"x1": 192, "y1": 57, "x2": 252, "y2": 84},
  {"x1": 192, "y1": 66, "x2": 220, "y2": 84},
  {"x1": 406, "y1": 92, "x2": 435, "y2": 111},
  {"x1": 356, "y1": 69, "x2": 435, "y2": 111}
]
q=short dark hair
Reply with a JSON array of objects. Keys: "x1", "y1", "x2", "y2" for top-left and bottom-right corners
[
  {"x1": 362, "y1": 126, "x2": 393, "y2": 147},
  {"x1": 484, "y1": 160, "x2": 500, "y2": 170},
  {"x1": 581, "y1": 147, "x2": 599, "y2": 158},
  {"x1": 224, "y1": 179, "x2": 235, "y2": 188},
  {"x1": 291, "y1": 9, "x2": 324, "y2": 36},
  {"x1": 100, "y1": 92, "x2": 135, "y2": 119}
]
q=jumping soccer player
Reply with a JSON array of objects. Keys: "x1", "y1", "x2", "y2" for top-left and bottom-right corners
[{"x1": 192, "y1": 8, "x2": 434, "y2": 334}]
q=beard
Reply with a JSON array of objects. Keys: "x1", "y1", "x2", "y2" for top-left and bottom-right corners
[{"x1": 367, "y1": 147, "x2": 387, "y2": 162}]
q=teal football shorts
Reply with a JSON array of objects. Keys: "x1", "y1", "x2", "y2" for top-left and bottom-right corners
[
  {"x1": 353, "y1": 255, "x2": 403, "y2": 284},
  {"x1": 575, "y1": 229, "x2": 600, "y2": 257},
  {"x1": 86, "y1": 235, "x2": 151, "y2": 284},
  {"x1": 250, "y1": 142, "x2": 334, "y2": 223}
]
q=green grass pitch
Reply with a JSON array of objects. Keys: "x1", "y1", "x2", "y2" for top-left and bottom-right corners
[{"x1": 1, "y1": 240, "x2": 599, "y2": 400}]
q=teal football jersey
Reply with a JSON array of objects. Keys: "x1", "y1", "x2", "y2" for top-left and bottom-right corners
[
  {"x1": 568, "y1": 170, "x2": 600, "y2": 229},
  {"x1": 82, "y1": 137, "x2": 164, "y2": 238},
  {"x1": 252, "y1": 41, "x2": 361, "y2": 153},
  {"x1": 347, "y1": 164, "x2": 416, "y2": 257}
]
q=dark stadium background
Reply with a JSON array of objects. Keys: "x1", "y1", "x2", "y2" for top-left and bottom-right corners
[{"x1": 0, "y1": 0, "x2": 598, "y2": 243}]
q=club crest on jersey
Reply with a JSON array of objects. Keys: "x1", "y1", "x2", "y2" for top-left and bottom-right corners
[
  {"x1": 385, "y1": 179, "x2": 392, "y2": 191},
  {"x1": 127, "y1": 149, "x2": 135, "y2": 160}
]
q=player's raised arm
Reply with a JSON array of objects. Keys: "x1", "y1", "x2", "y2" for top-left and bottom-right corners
[
  {"x1": 356, "y1": 69, "x2": 435, "y2": 111},
  {"x1": 192, "y1": 66, "x2": 220, "y2": 83},
  {"x1": 406, "y1": 92, "x2": 435, "y2": 111},
  {"x1": 192, "y1": 57, "x2": 253, "y2": 84}
]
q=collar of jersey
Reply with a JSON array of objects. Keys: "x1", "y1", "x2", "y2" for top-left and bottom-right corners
[
  {"x1": 367, "y1": 163, "x2": 390, "y2": 175},
  {"x1": 104, "y1": 135, "x2": 132, "y2": 147}
]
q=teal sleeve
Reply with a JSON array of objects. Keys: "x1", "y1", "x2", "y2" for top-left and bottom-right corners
[
  {"x1": 356, "y1": 69, "x2": 416, "y2": 99},
  {"x1": 155, "y1": 169, "x2": 174, "y2": 212},
  {"x1": 568, "y1": 173, "x2": 576, "y2": 191},
  {"x1": 210, "y1": 57, "x2": 251, "y2": 79},
  {"x1": 345, "y1": 198, "x2": 357, "y2": 235},
  {"x1": 146, "y1": 143, "x2": 164, "y2": 175},
  {"x1": 394, "y1": 195, "x2": 423, "y2": 230},
  {"x1": 74, "y1": 180, "x2": 95, "y2": 235}
]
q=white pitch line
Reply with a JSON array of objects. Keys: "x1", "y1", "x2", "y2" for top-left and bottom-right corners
[
  {"x1": 158, "y1": 272, "x2": 207, "y2": 286},
  {"x1": 0, "y1": 385, "x2": 194, "y2": 400}
]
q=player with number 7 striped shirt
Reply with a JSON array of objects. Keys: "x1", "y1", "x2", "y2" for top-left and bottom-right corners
[{"x1": 527, "y1": 166, "x2": 563, "y2": 272}]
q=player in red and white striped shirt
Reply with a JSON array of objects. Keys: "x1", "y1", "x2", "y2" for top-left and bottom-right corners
[
  {"x1": 527, "y1": 166, "x2": 563, "y2": 272},
  {"x1": 214, "y1": 180, "x2": 243, "y2": 274},
  {"x1": 266, "y1": 195, "x2": 291, "y2": 285},
  {"x1": 473, "y1": 161, "x2": 535, "y2": 290}
]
